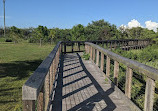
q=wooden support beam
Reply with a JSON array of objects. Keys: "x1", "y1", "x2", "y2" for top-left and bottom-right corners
[
  {"x1": 106, "y1": 56, "x2": 110, "y2": 77},
  {"x1": 100, "y1": 52, "x2": 104, "y2": 71},
  {"x1": 125, "y1": 67, "x2": 133, "y2": 98},
  {"x1": 144, "y1": 77, "x2": 155, "y2": 111},
  {"x1": 96, "y1": 50, "x2": 99, "y2": 66},
  {"x1": 114, "y1": 61, "x2": 119, "y2": 85},
  {"x1": 23, "y1": 100, "x2": 35, "y2": 111}
]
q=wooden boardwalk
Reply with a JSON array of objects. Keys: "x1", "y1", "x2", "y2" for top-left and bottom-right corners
[{"x1": 51, "y1": 53, "x2": 131, "y2": 111}]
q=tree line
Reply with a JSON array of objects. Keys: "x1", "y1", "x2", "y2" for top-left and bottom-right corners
[{"x1": 0, "y1": 19, "x2": 158, "y2": 43}]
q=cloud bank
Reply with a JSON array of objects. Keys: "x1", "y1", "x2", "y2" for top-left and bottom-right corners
[{"x1": 121, "y1": 19, "x2": 158, "y2": 32}]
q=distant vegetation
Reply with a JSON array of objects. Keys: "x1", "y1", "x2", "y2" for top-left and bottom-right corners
[{"x1": 0, "y1": 19, "x2": 158, "y2": 43}]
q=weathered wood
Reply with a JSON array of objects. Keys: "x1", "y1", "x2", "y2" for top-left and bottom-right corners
[
  {"x1": 49, "y1": 63, "x2": 53, "y2": 94},
  {"x1": 106, "y1": 56, "x2": 110, "y2": 77},
  {"x1": 37, "y1": 86, "x2": 44, "y2": 111},
  {"x1": 96, "y1": 50, "x2": 99, "y2": 66},
  {"x1": 23, "y1": 100, "x2": 35, "y2": 111},
  {"x1": 125, "y1": 67, "x2": 133, "y2": 98},
  {"x1": 22, "y1": 42, "x2": 61, "y2": 101},
  {"x1": 144, "y1": 77, "x2": 155, "y2": 111},
  {"x1": 85, "y1": 42, "x2": 158, "y2": 80},
  {"x1": 100, "y1": 52, "x2": 104, "y2": 71},
  {"x1": 114, "y1": 61, "x2": 119, "y2": 85},
  {"x1": 90, "y1": 46, "x2": 93, "y2": 59},
  {"x1": 93, "y1": 48, "x2": 95, "y2": 62},
  {"x1": 44, "y1": 71, "x2": 50, "y2": 110}
]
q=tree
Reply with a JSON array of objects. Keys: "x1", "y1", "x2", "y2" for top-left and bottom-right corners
[{"x1": 70, "y1": 24, "x2": 85, "y2": 41}]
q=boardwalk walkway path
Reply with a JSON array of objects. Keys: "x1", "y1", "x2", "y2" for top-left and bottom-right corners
[{"x1": 51, "y1": 53, "x2": 131, "y2": 111}]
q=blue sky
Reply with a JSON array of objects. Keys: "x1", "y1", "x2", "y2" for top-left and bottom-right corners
[{"x1": 0, "y1": 0, "x2": 158, "y2": 29}]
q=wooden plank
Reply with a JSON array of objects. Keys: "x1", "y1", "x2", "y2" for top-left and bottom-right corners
[
  {"x1": 114, "y1": 61, "x2": 119, "y2": 85},
  {"x1": 100, "y1": 52, "x2": 104, "y2": 71},
  {"x1": 23, "y1": 100, "x2": 35, "y2": 111},
  {"x1": 106, "y1": 56, "x2": 110, "y2": 77},
  {"x1": 125, "y1": 67, "x2": 133, "y2": 98},
  {"x1": 96, "y1": 50, "x2": 99, "y2": 66},
  {"x1": 144, "y1": 77, "x2": 155, "y2": 111}
]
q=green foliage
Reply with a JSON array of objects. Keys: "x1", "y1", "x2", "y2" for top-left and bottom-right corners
[{"x1": 82, "y1": 52, "x2": 90, "y2": 60}]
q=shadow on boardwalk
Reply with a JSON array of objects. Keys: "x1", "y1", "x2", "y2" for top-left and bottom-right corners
[{"x1": 52, "y1": 53, "x2": 116, "y2": 111}]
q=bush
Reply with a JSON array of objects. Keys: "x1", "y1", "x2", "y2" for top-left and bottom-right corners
[{"x1": 82, "y1": 52, "x2": 90, "y2": 60}]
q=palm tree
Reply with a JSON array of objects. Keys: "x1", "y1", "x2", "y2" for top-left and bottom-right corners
[{"x1": 3, "y1": 0, "x2": 6, "y2": 37}]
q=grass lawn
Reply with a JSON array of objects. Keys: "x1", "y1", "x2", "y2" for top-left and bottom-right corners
[{"x1": 0, "y1": 43, "x2": 54, "y2": 111}]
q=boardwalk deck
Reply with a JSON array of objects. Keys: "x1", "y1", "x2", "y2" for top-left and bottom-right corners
[{"x1": 51, "y1": 53, "x2": 132, "y2": 111}]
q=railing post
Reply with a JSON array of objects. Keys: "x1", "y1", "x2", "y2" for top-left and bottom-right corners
[
  {"x1": 64, "y1": 43, "x2": 66, "y2": 54},
  {"x1": 72, "y1": 42, "x2": 73, "y2": 52},
  {"x1": 144, "y1": 77, "x2": 155, "y2": 111},
  {"x1": 106, "y1": 56, "x2": 110, "y2": 77},
  {"x1": 100, "y1": 52, "x2": 104, "y2": 71},
  {"x1": 23, "y1": 100, "x2": 35, "y2": 111},
  {"x1": 78, "y1": 42, "x2": 80, "y2": 51},
  {"x1": 96, "y1": 50, "x2": 99, "y2": 66},
  {"x1": 125, "y1": 67, "x2": 133, "y2": 98},
  {"x1": 114, "y1": 61, "x2": 119, "y2": 85},
  {"x1": 93, "y1": 48, "x2": 95, "y2": 62}
]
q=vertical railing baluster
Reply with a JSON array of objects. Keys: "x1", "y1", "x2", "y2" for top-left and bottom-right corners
[
  {"x1": 114, "y1": 61, "x2": 119, "y2": 85},
  {"x1": 96, "y1": 50, "x2": 99, "y2": 66},
  {"x1": 144, "y1": 77, "x2": 155, "y2": 111},
  {"x1": 44, "y1": 71, "x2": 50, "y2": 110},
  {"x1": 37, "y1": 86, "x2": 44, "y2": 111},
  {"x1": 125, "y1": 67, "x2": 133, "y2": 98},
  {"x1": 93, "y1": 48, "x2": 95, "y2": 62},
  {"x1": 64, "y1": 42, "x2": 66, "y2": 54},
  {"x1": 100, "y1": 52, "x2": 104, "y2": 71},
  {"x1": 106, "y1": 56, "x2": 110, "y2": 77}
]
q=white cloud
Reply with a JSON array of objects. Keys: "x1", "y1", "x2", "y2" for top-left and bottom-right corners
[
  {"x1": 127, "y1": 19, "x2": 142, "y2": 29},
  {"x1": 145, "y1": 20, "x2": 158, "y2": 32},
  {"x1": 120, "y1": 19, "x2": 158, "y2": 32}
]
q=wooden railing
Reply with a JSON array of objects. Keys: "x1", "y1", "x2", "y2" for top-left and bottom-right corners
[
  {"x1": 85, "y1": 42, "x2": 158, "y2": 111},
  {"x1": 22, "y1": 39, "x2": 152, "y2": 111},
  {"x1": 22, "y1": 41, "x2": 62, "y2": 111},
  {"x1": 62, "y1": 39, "x2": 151, "y2": 53}
]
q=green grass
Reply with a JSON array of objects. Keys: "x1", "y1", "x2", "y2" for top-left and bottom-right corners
[{"x1": 0, "y1": 43, "x2": 54, "y2": 111}]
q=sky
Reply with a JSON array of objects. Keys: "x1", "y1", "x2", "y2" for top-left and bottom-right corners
[{"x1": 0, "y1": 0, "x2": 158, "y2": 30}]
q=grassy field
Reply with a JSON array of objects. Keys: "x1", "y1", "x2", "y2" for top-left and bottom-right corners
[{"x1": 0, "y1": 43, "x2": 54, "y2": 111}]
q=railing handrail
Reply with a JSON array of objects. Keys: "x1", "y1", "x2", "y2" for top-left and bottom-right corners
[
  {"x1": 62, "y1": 38, "x2": 151, "y2": 43},
  {"x1": 22, "y1": 41, "x2": 62, "y2": 100},
  {"x1": 85, "y1": 42, "x2": 158, "y2": 81}
]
